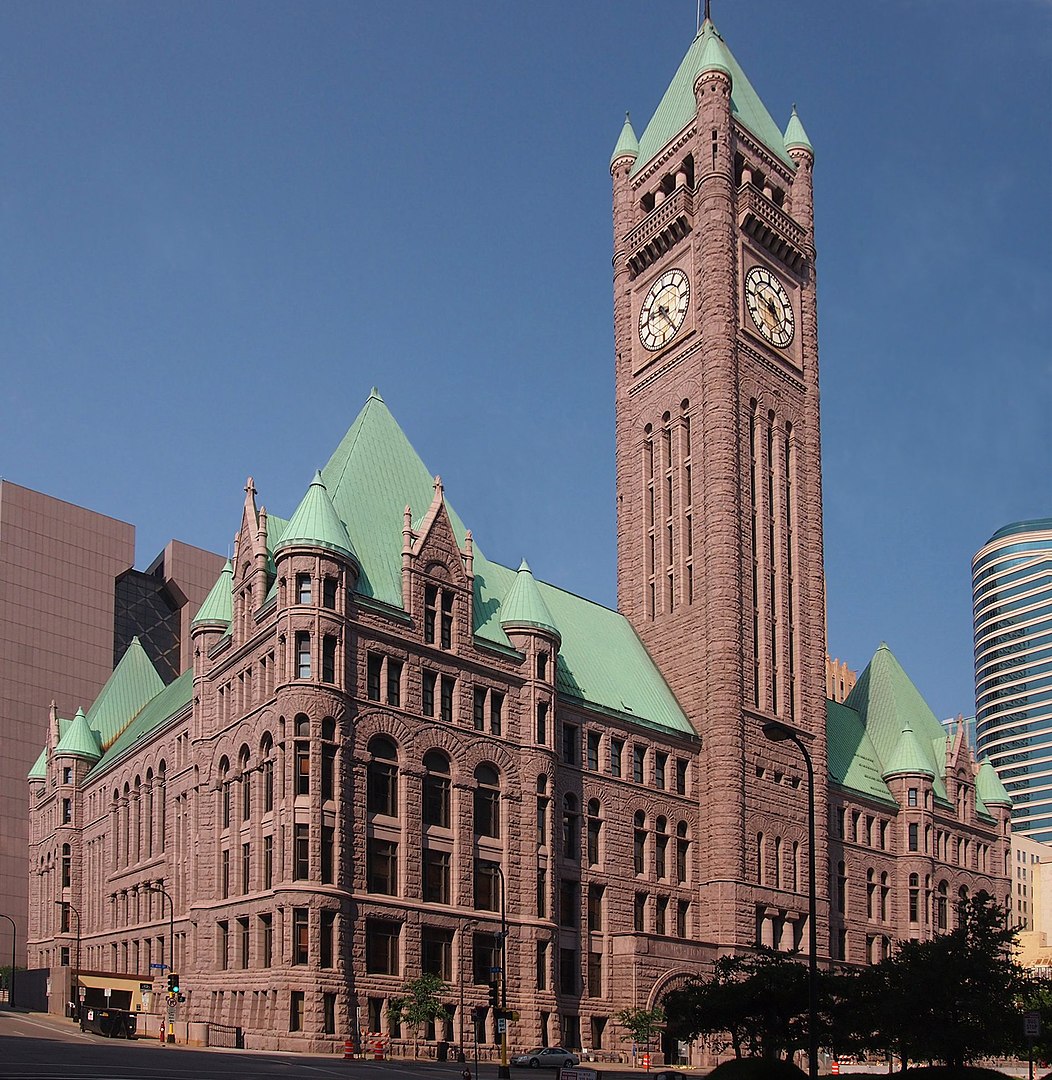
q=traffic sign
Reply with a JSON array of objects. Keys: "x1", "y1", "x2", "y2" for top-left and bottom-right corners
[
  {"x1": 150, "y1": 963, "x2": 168, "y2": 970},
  {"x1": 497, "y1": 1018, "x2": 506, "y2": 1034},
  {"x1": 1025, "y1": 1010, "x2": 1041, "y2": 1037}
]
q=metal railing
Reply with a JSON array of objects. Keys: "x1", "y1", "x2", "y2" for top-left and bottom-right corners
[{"x1": 206, "y1": 1021, "x2": 244, "y2": 1049}]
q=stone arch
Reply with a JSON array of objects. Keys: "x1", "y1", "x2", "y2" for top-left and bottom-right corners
[{"x1": 648, "y1": 967, "x2": 702, "y2": 1011}]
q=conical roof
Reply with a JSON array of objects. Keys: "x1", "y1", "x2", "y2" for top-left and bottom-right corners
[
  {"x1": 610, "y1": 112, "x2": 639, "y2": 167},
  {"x1": 192, "y1": 559, "x2": 233, "y2": 627},
  {"x1": 85, "y1": 638, "x2": 165, "y2": 750},
  {"x1": 976, "y1": 759, "x2": 1012, "y2": 807},
  {"x1": 55, "y1": 706, "x2": 102, "y2": 761},
  {"x1": 500, "y1": 560, "x2": 560, "y2": 640},
  {"x1": 882, "y1": 716, "x2": 934, "y2": 779},
  {"x1": 784, "y1": 105, "x2": 814, "y2": 155},
  {"x1": 27, "y1": 746, "x2": 47, "y2": 781},
  {"x1": 277, "y1": 471, "x2": 358, "y2": 563},
  {"x1": 632, "y1": 19, "x2": 794, "y2": 175}
]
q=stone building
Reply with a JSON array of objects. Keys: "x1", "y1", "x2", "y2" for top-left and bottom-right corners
[{"x1": 27, "y1": 15, "x2": 1010, "y2": 1062}]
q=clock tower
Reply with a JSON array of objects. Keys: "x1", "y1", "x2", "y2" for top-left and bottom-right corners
[{"x1": 611, "y1": 17, "x2": 829, "y2": 952}]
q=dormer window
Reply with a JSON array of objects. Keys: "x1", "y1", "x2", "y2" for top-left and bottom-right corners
[
  {"x1": 424, "y1": 584, "x2": 455, "y2": 649},
  {"x1": 297, "y1": 574, "x2": 312, "y2": 605}
]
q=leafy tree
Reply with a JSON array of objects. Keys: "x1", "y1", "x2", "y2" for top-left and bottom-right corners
[
  {"x1": 615, "y1": 1005, "x2": 665, "y2": 1050},
  {"x1": 387, "y1": 973, "x2": 451, "y2": 1036},
  {"x1": 664, "y1": 948, "x2": 809, "y2": 1061},
  {"x1": 841, "y1": 894, "x2": 1031, "y2": 1069}
]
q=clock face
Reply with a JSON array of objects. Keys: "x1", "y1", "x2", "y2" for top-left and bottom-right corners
[
  {"x1": 745, "y1": 265, "x2": 795, "y2": 348},
  {"x1": 638, "y1": 268, "x2": 690, "y2": 351}
]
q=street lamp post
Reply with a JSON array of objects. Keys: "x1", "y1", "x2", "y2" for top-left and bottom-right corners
[
  {"x1": 144, "y1": 882, "x2": 175, "y2": 1043},
  {"x1": 493, "y1": 863, "x2": 510, "y2": 1080},
  {"x1": 762, "y1": 720, "x2": 818, "y2": 1080},
  {"x1": 54, "y1": 901, "x2": 81, "y2": 1017},
  {"x1": 458, "y1": 918, "x2": 478, "y2": 1059},
  {"x1": 0, "y1": 913, "x2": 16, "y2": 1009}
]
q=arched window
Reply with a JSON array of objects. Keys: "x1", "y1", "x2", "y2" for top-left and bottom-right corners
[
  {"x1": 774, "y1": 836, "x2": 783, "y2": 890},
  {"x1": 676, "y1": 821, "x2": 690, "y2": 885},
  {"x1": 880, "y1": 872, "x2": 890, "y2": 922},
  {"x1": 61, "y1": 843, "x2": 71, "y2": 888},
  {"x1": 474, "y1": 764, "x2": 501, "y2": 838},
  {"x1": 423, "y1": 750, "x2": 451, "y2": 828},
  {"x1": 536, "y1": 776, "x2": 550, "y2": 848},
  {"x1": 792, "y1": 840, "x2": 800, "y2": 893},
  {"x1": 260, "y1": 734, "x2": 274, "y2": 812},
  {"x1": 144, "y1": 768, "x2": 154, "y2": 858},
  {"x1": 218, "y1": 760, "x2": 230, "y2": 830},
  {"x1": 633, "y1": 811, "x2": 647, "y2": 875},
  {"x1": 586, "y1": 800, "x2": 602, "y2": 867},
  {"x1": 655, "y1": 816, "x2": 668, "y2": 879},
  {"x1": 294, "y1": 716, "x2": 311, "y2": 796},
  {"x1": 936, "y1": 880, "x2": 948, "y2": 930},
  {"x1": 239, "y1": 746, "x2": 251, "y2": 821},
  {"x1": 908, "y1": 873, "x2": 920, "y2": 924},
  {"x1": 757, "y1": 832, "x2": 766, "y2": 885},
  {"x1": 866, "y1": 868, "x2": 875, "y2": 920},
  {"x1": 367, "y1": 737, "x2": 398, "y2": 817}
]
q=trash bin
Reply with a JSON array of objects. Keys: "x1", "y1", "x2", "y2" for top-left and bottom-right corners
[{"x1": 437, "y1": 1040, "x2": 449, "y2": 1062}]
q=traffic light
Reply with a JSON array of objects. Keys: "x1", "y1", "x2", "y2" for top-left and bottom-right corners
[
  {"x1": 487, "y1": 980, "x2": 499, "y2": 1010},
  {"x1": 167, "y1": 972, "x2": 180, "y2": 994}
]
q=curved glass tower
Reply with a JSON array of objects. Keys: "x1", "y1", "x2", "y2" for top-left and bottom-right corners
[{"x1": 974, "y1": 519, "x2": 1052, "y2": 840}]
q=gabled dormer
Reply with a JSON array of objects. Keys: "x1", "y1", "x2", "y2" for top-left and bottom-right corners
[{"x1": 401, "y1": 476, "x2": 475, "y2": 652}]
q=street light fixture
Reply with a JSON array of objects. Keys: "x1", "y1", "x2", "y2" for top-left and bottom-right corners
[
  {"x1": 144, "y1": 882, "x2": 175, "y2": 1043},
  {"x1": 762, "y1": 719, "x2": 818, "y2": 1080},
  {"x1": 0, "y1": 913, "x2": 16, "y2": 1009},
  {"x1": 492, "y1": 862, "x2": 510, "y2": 1080}
]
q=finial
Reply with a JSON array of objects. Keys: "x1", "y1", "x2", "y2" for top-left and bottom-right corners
[
  {"x1": 705, "y1": 0, "x2": 712, "y2": 23},
  {"x1": 433, "y1": 474, "x2": 443, "y2": 496}
]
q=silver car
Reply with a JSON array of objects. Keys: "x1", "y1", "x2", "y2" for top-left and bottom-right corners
[{"x1": 511, "y1": 1046, "x2": 581, "y2": 1068}]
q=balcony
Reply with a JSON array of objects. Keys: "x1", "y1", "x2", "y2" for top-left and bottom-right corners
[
  {"x1": 737, "y1": 185, "x2": 808, "y2": 272},
  {"x1": 625, "y1": 187, "x2": 694, "y2": 277}
]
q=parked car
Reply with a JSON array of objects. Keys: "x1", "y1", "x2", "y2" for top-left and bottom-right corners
[{"x1": 511, "y1": 1046, "x2": 581, "y2": 1068}]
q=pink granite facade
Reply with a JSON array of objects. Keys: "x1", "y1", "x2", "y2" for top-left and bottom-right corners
[{"x1": 26, "y1": 19, "x2": 1010, "y2": 1068}]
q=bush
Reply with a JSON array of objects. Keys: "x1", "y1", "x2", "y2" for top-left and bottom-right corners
[{"x1": 708, "y1": 1060, "x2": 808, "y2": 1079}]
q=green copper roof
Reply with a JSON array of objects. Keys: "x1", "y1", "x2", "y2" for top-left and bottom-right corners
[
  {"x1": 54, "y1": 707, "x2": 101, "y2": 761},
  {"x1": 826, "y1": 699, "x2": 897, "y2": 807},
  {"x1": 783, "y1": 105, "x2": 813, "y2": 154},
  {"x1": 192, "y1": 559, "x2": 233, "y2": 627},
  {"x1": 610, "y1": 112, "x2": 639, "y2": 166},
  {"x1": 976, "y1": 759, "x2": 1012, "y2": 807},
  {"x1": 27, "y1": 746, "x2": 47, "y2": 781},
  {"x1": 277, "y1": 471, "x2": 358, "y2": 563},
  {"x1": 85, "y1": 638, "x2": 165, "y2": 751},
  {"x1": 844, "y1": 643, "x2": 951, "y2": 805},
  {"x1": 882, "y1": 716, "x2": 934, "y2": 779},
  {"x1": 90, "y1": 670, "x2": 193, "y2": 776},
  {"x1": 320, "y1": 391, "x2": 693, "y2": 736},
  {"x1": 500, "y1": 560, "x2": 560, "y2": 640},
  {"x1": 632, "y1": 20, "x2": 794, "y2": 176}
]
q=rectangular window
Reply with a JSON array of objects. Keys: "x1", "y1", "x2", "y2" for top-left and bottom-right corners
[
  {"x1": 610, "y1": 739, "x2": 623, "y2": 778},
  {"x1": 295, "y1": 742, "x2": 310, "y2": 796},
  {"x1": 322, "y1": 745, "x2": 335, "y2": 802},
  {"x1": 294, "y1": 824, "x2": 310, "y2": 880},
  {"x1": 587, "y1": 731, "x2": 601, "y2": 771},
  {"x1": 296, "y1": 574, "x2": 312, "y2": 605},
  {"x1": 242, "y1": 773, "x2": 251, "y2": 820},
  {"x1": 674, "y1": 758, "x2": 687, "y2": 795},
  {"x1": 221, "y1": 849, "x2": 230, "y2": 898},
  {"x1": 323, "y1": 992, "x2": 336, "y2": 1035},
  {"x1": 676, "y1": 900, "x2": 689, "y2": 938},
  {"x1": 421, "y1": 927, "x2": 453, "y2": 980},
  {"x1": 321, "y1": 825, "x2": 334, "y2": 884},
  {"x1": 387, "y1": 658, "x2": 402, "y2": 707},
  {"x1": 260, "y1": 914, "x2": 273, "y2": 967},
  {"x1": 655, "y1": 896, "x2": 668, "y2": 935},
  {"x1": 908, "y1": 788, "x2": 918, "y2": 808},
  {"x1": 559, "y1": 879, "x2": 579, "y2": 928},
  {"x1": 292, "y1": 909, "x2": 309, "y2": 964},
  {"x1": 587, "y1": 817, "x2": 601, "y2": 867},
  {"x1": 559, "y1": 948, "x2": 578, "y2": 995},
  {"x1": 655, "y1": 752, "x2": 667, "y2": 790},
  {"x1": 473, "y1": 932, "x2": 501, "y2": 984},
  {"x1": 633, "y1": 745, "x2": 646, "y2": 784},
  {"x1": 536, "y1": 866, "x2": 547, "y2": 917},
  {"x1": 422, "y1": 671, "x2": 436, "y2": 717},
  {"x1": 634, "y1": 893, "x2": 647, "y2": 932},
  {"x1": 423, "y1": 848, "x2": 451, "y2": 904},
  {"x1": 367, "y1": 760, "x2": 397, "y2": 816},
  {"x1": 321, "y1": 911, "x2": 335, "y2": 968},
  {"x1": 289, "y1": 991, "x2": 304, "y2": 1032},
  {"x1": 296, "y1": 632, "x2": 311, "y2": 679},
  {"x1": 535, "y1": 940, "x2": 548, "y2": 990},
  {"x1": 424, "y1": 585, "x2": 437, "y2": 645},
  {"x1": 908, "y1": 823, "x2": 919, "y2": 852},
  {"x1": 490, "y1": 690, "x2": 503, "y2": 736},
  {"x1": 587, "y1": 884, "x2": 604, "y2": 932},
  {"x1": 241, "y1": 842, "x2": 251, "y2": 894},
  {"x1": 365, "y1": 919, "x2": 400, "y2": 974},
  {"x1": 263, "y1": 758, "x2": 274, "y2": 812},
  {"x1": 263, "y1": 834, "x2": 274, "y2": 890},
  {"x1": 367, "y1": 838, "x2": 398, "y2": 895},
  {"x1": 62, "y1": 798, "x2": 72, "y2": 824},
  {"x1": 440, "y1": 676, "x2": 455, "y2": 722},
  {"x1": 474, "y1": 859, "x2": 500, "y2": 911},
  {"x1": 536, "y1": 701, "x2": 548, "y2": 744},
  {"x1": 588, "y1": 952, "x2": 602, "y2": 997},
  {"x1": 440, "y1": 591, "x2": 454, "y2": 649},
  {"x1": 238, "y1": 917, "x2": 250, "y2": 968},
  {"x1": 323, "y1": 576, "x2": 338, "y2": 609},
  {"x1": 562, "y1": 723, "x2": 579, "y2": 766},
  {"x1": 367, "y1": 653, "x2": 383, "y2": 701},
  {"x1": 217, "y1": 920, "x2": 229, "y2": 970},
  {"x1": 322, "y1": 636, "x2": 336, "y2": 683},
  {"x1": 473, "y1": 687, "x2": 486, "y2": 731}
]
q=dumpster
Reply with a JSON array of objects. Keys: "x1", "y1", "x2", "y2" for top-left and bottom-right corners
[{"x1": 80, "y1": 1007, "x2": 137, "y2": 1038}]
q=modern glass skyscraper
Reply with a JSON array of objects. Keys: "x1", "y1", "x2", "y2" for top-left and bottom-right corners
[{"x1": 974, "y1": 519, "x2": 1052, "y2": 840}]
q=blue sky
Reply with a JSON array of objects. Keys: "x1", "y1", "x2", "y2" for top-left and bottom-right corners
[{"x1": 1, "y1": 1, "x2": 1049, "y2": 722}]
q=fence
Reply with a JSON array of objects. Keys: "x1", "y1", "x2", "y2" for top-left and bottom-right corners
[{"x1": 206, "y1": 1022, "x2": 244, "y2": 1049}]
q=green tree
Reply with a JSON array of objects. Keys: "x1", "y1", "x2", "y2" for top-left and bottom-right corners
[
  {"x1": 841, "y1": 894, "x2": 1031, "y2": 1069},
  {"x1": 664, "y1": 949, "x2": 809, "y2": 1061},
  {"x1": 387, "y1": 973, "x2": 451, "y2": 1037},
  {"x1": 615, "y1": 1006, "x2": 665, "y2": 1062}
]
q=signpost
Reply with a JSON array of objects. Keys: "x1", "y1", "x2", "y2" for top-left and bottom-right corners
[{"x1": 1025, "y1": 1011, "x2": 1041, "y2": 1080}]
